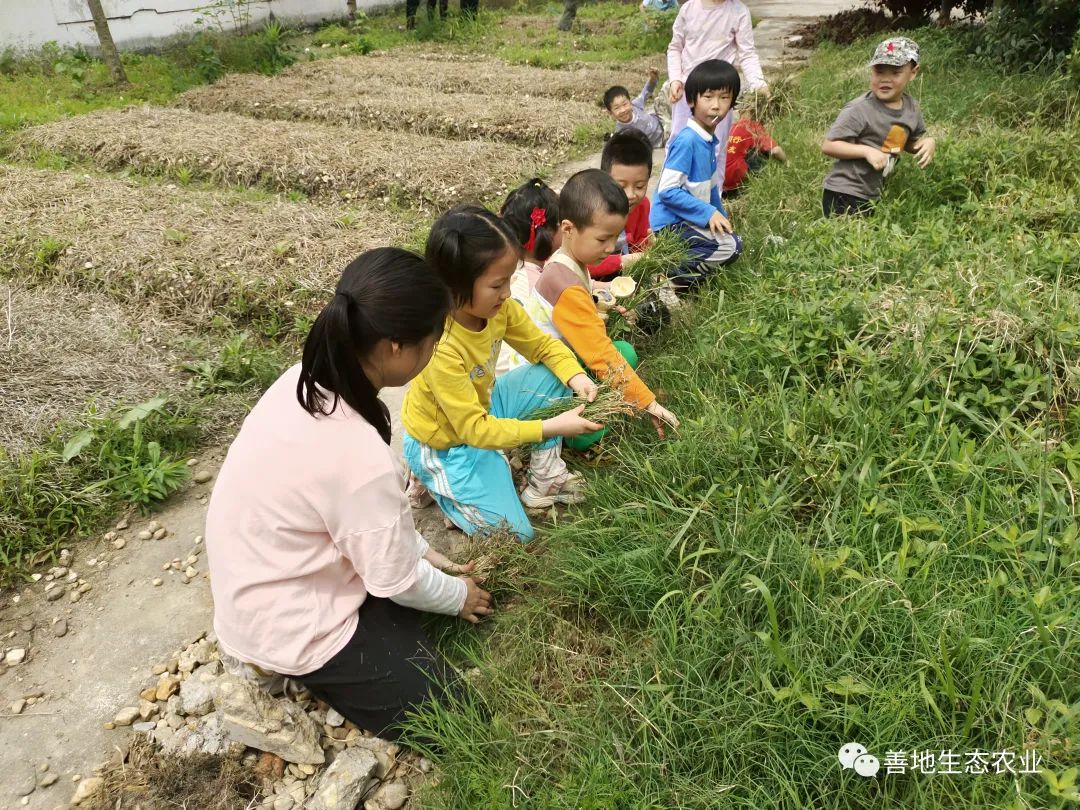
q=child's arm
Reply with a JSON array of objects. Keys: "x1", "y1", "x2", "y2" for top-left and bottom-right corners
[
  {"x1": 905, "y1": 111, "x2": 934, "y2": 168},
  {"x1": 769, "y1": 145, "x2": 787, "y2": 162},
  {"x1": 588, "y1": 254, "x2": 624, "y2": 280},
  {"x1": 734, "y1": 7, "x2": 767, "y2": 93},
  {"x1": 822, "y1": 139, "x2": 888, "y2": 171},
  {"x1": 666, "y1": 8, "x2": 686, "y2": 102},
  {"x1": 501, "y1": 299, "x2": 586, "y2": 382},
  {"x1": 633, "y1": 68, "x2": 660, "y2": 111}
]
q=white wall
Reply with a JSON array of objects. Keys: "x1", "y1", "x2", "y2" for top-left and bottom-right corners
[{"x1": 0, "y1": 0, "x2": 389, "y2": 52}]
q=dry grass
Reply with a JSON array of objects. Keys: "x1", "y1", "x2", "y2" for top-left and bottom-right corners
[
  {"x1": 0, "y1": 165, "x2": 410, "y2": 325},
  {"x1": 11, "y1": 106, "x2": 542, "y2": 210},
  {"x1": 86, "y1": 734, "x2": 261, "y2": 810},
  {"x1": 0, "y1": 282, "x2": 182, "y2": 451},
  {"x1": 290, "y1": 53, "x2": 632, "y2": 104},
  {"x1": 179, "y1": 72, "x2": 607, "y2": 147},
  {"x1": 460, "y1": 529, "x2": 530, "y2": 596}
]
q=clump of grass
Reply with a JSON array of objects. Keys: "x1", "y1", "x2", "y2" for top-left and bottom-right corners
[
  {"x1": 527, "y1": 380, "x2": 637, "y2": 424},
  {"x1": 621, "y1": 230, "x2": 691, "y2": 287}
]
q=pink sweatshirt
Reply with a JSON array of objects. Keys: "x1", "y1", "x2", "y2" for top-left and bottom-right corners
[{"x1": 667, "y1": 0, "x2": 766, "y2": 90}]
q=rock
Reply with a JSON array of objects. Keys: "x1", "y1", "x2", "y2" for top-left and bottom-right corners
[
  {"x1": 53, "y1": 619, "x2": 68, "y2": 638},
  {"x1": 138, "y1": 699, "x2": 158, "y2": 720},
  {"x1": 153, "y1": 528, "x2": 168, "y2": 540},
  {"x1": 46, "y1": 586, "x2": 66, "y2": 602},
  {"x1": 194, "y1": 659, "x2": 224, "y2": 680},
  {"x1": 148, "y1": 520, "x2": 161, "y2": 533},
  {"x1": 114, "y1": 706, "x2": 140, "y2": 726},
  {"x1": 367, "y1": 781, "x2": 409, "y2": 810},
  {"x1": 273, "y1": 797, "x2": 294, "y2": 810},
  {"x1": 194, "y1": 535, "x2": 204, "y2": 545},
  {"x1": 151, "y1": 578, "x2": 163, "y2": 587},
  {"x1": 138, "y1": 530, "x2": 153, "y2": 541},
  {"x1": 38, "y1": 772, "x2": 58, "y2": 788},
  {"x1": 115, "y1": 518, "x2": 129, "y2": 530},
  {"x1": 306, "y1": 747, "x2": 378, "y2": 810},
  {"x1": 112, "y1": 538, "x2": 126, "y2": 550},
  {"x1": 102, "y1": 722, "x2": 115, "y2": 730},
  {"x1": 151, "y1": 664, "x2": 168, "y2": 676},
  {"x1": 69, "y1": 590, "x2": 81, "y2": 604},
  {"x1": 18, "y1": 618, "x2": 34, "y2": 632},
  {"x1": 194, "y1": 470, "x2": 213, "y2": 484},
  {"x1": 255, "y1": 752, "x2": 287, "y2": 781},
  {"x1": 184, "y1": 565, "x2": 198, "y2": 578},
  {"x1": 153, "y1": 725, "x2": 176, "y2": 748},
  {"x1": 325, "y1": 707, "x2": 345, "y2": 728},
  {"x1": 139, "y1": 686, "x2": 158, "y2": 702},
  {"x1": 70, "y1": 775, "x2": 103, "y2": 805},
  {"x1": 6, "y1": 648, "x2": 26, "y2": 665},
  {"x1": 418, "y1": 757, "x2": 433, "y2": 773},
  {"x1": 215, "y1": 675, "x2": 325, "y2": 765},
  {"x1": 78, "y1": 582, "x2": 91, "y2": 594},
  {"x1": 180, "y1": 677, "x2": 215, "y2": 716},
  {"x1": 298, "y1": 763, "x2": 316, "y2": 776},
  {"x1": 373, "y1": 750, "x2": 395, "y2": 780},
  {"x1": 133, "y1": 721, "x2": 157, "y2": 733},
  {"x1": 11, "y1": 699, "x2": 26, "y2": 714},
  {"x1": 13, "y1": 764, "x2": 36, "y2": 797},
  {"x1": 156, "y1": 675, "x2": 180, "y2": 701}
]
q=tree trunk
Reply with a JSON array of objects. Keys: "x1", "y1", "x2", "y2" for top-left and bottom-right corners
[
  {"x1": 347, "y1": 0, "x2": 357, "y2": 21},
  {"x1": 86, "y1": 0, "x2": 128, "y2": 85}
]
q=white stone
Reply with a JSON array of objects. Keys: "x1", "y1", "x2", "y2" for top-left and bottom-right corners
[
  {"x1": 214, "y1": 675, "x2": 325, "y2": 765},
  {"x1": 180, "y1": 677, "x2": 215, "y2": 717},
  {"x1": 325, "y1": 707, "x2": 345, "y2": 728},
  {"x1": 5, "y1": 648, "x2": 26, "y2": 665},
  {"x1": 70, "y1": 776, "x2": 103, "y2": 805},
  {"x1": 306, "y1": 748, "x2": 378, "y2": 810}
]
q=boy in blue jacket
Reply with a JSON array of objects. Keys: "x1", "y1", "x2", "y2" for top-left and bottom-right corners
[{"x1": 650, "y1": 59, "x2": 743, "y2": 292}]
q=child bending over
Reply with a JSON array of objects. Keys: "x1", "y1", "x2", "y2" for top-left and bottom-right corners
[
  {"x1": 402, "y1": 206, "x2": 602, "y2": 541},
  {"x1": 651, "y1": 59, "x2": 743, "y2": 292},
  {"x1": 603, "y1": 68, "x2": 665, "y2": 149},
  {"x1": 526, "y1": 169, "x2": 679, "y2": 447}
]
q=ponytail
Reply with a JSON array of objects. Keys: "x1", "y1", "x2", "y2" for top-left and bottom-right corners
[
  {"x1": 500, "y1": 179, "x2": 561, "y2": 262},
  {"x1": 297, "y1": 248, "x2": 451, "y2": 444}
]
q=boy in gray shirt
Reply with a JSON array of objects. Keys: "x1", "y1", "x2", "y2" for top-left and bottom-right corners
[
  {"x1": 821, "y1": 36, "x2": 936, "y2": 216},
  {"x1": 603, "y1": 68, "x2": 665, "y2": 149}
]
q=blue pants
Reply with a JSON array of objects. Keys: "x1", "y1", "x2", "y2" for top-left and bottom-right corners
[
  {"x1": 403, "y1": 363, "x2": 569, "y2": 541},
  {"x1": 661, "y1": 222, "x2": 743, "y2": 292}
]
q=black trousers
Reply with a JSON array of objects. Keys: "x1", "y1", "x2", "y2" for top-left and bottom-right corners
[
  {"x1": 297, "y1": 597, "x2": 458, "y2": 741},
  {"x1": 822, "y1": 188, "x2": 874, "y2": 218},
  {"x1": 405, "y1": 0, "x2": 448, "y2": 23}
]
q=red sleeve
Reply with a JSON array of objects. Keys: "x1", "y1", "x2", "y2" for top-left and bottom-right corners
[
  {"x1": 588, "y1": 254, "x2": 622, "y2": 280},
  {"x1": 626, "y1": 199, "x2": 651, "y2": 252}
]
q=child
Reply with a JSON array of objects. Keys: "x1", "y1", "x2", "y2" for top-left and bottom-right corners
[
  {"x1": 401, "y1": 205, "x2": 602, "y2": 541},
  {"x1": 651, "y1": 59, "x2": 743, "y2": 292},
  {"x1": 527, "y1": 169, "x2": 679, "y2": 441},
  {"x1": 724, "y1": 105, "x2": 786, "y2": 194},
  {"x1": 496, "y1": 178, "x2": 561, "y2": 375},
  {"x1": 603, "y1": 68, "x2": 665, "y2": 149},
  {"x1": 821, "y1": 36, "x2": 935, "y2": 217},
  {"x1": 588, "y1": 129, "x2": 654, "y2": 281},
  {"x1": 666, "y1": 0, "x2": 769, "y2": 175}
]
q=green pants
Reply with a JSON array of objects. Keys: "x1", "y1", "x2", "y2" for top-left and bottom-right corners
[{"x1": 565, "y1": 340, "x2": 639, "y2": 451}]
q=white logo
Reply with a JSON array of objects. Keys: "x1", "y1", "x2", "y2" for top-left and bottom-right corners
[{"x1": 839, "y1": 742, "x2": 880, "y2": 777}]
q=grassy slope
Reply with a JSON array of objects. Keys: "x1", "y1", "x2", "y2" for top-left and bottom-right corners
[{"x1": 404, "y1": 29, "x2": 1080, "y2": 809}]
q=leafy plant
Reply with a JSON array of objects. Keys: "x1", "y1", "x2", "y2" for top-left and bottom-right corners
[{"x1": 181, "y1": 332, "x2": 284, "y2": 394}]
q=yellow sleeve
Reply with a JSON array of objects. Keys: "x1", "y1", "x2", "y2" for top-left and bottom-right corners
[
  {"x1": 551, "y1": 287, "x2": 656, "y2": 410},
  {"x1": 502, "y1": 299, "x2": 585, "y2": 384},
  {"x1": 424, "y1": 342, "x2": 544, "y2": 451}
]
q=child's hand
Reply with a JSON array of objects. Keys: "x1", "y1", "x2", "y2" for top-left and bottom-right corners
[
  {"x1": 864, "y1": 146, "x2": 889, "y2": 172},
  {"x1": 567, "y1": 372, "x2": 598, "y2": 402},
  {"x1": 669, "y1": 80, "x2": 684, "y2": 103},
  {"x1": 425, "y1": 548, "x2": 475, "y2": 575},
  {"x1": 621, "y1": 253, "x2": 643, "y2": 268},
  {"x1": 913, "y1": 136, "x2": 936, "y2": 168},
  {"x1": 708, "y1": 210, "x2": 733, "y2": 237},
  {"x1": 649, "y1": 67, "x2": 659, "y2": 83},
  {"x1": 756, "y1": 84, "x2": 772, "y2": 98},
  {"x1": 458, "y1": 577, "x2": 493, "y2": 624},
  {"x1": 645, "y1": 401, "x2": 679, "y2": 439},
  {"x1": 541, "y1": 405, "x2": 604, "y2": 438}
]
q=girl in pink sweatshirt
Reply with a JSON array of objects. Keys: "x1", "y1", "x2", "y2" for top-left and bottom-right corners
[{"x1": 666, "y1": 0, "x2": 769, "y2": 178}]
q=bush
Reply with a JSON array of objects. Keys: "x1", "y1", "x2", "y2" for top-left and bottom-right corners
[{"x1": 979, "y1": 0, "x2": 1080, "y2": 69}]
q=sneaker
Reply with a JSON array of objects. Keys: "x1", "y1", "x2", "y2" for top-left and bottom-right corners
[
  {"x1": 406, "y1": 473, "x2": 433, "y2": 510},
  {"x1": 520, "y1": 472, "x2": 586, "y2": 508}
]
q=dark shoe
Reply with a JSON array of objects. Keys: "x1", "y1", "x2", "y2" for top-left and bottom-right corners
[
  {"x1": 556, "y1": 10, "x2": 575, "y2": 30},
  {"x1": 406, "y1": 14, "x2": 417, "y2": 29}
]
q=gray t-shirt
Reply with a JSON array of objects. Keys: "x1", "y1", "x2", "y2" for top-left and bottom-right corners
[{"x1": 823, "y1": 91, "x2": 926, "y2": 201}]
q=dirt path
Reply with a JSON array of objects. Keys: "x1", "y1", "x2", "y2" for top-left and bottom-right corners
[{"x1": 0, "y1": 5, "x2": 847, "y2": 805}]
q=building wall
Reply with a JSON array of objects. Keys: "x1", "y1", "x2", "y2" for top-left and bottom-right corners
[{"x1": 0, "y1": 0, "x2": 386, "y2": 52}]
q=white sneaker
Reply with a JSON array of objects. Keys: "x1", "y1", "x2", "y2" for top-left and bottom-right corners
[{"x1": 520, "y1": 472, "x2": 586, "y2": 508}]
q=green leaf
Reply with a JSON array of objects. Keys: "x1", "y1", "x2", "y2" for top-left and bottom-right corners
[
  {"x1": 61, "y1": 429, "x2": 95, "y2": 462},
  {"x1": 117, "y1": 396, "x2": 169, "y2": 429},
  {"x1": 825, "y1": 676, "x2": 872, "y2": 696}
]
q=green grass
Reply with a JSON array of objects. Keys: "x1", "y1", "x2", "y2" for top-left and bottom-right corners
[{"x1": 402, "y1": 28, "x2": 1080, "y2": 809}]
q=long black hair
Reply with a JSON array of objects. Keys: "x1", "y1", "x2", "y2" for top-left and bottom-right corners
[
  {"x1": 500, "y1": 178, "x2": 560, "y2": 262},
  {"x1": 297, "y1": 247, "x2": 451, "y2": 444},
  {"x1": 425, "y1": 204, "x2": 520, "y2": 306}
]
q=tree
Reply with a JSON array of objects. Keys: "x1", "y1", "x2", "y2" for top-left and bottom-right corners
[{"x1": 86, "y1": 0, "x2": 128, "y2": 85}]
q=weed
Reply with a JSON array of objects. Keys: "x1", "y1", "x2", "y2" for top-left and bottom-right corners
[{"x1": 181, "y1": 332, "x2": 286, "y2": 394}]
